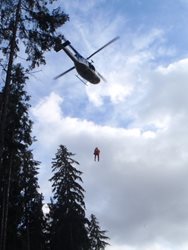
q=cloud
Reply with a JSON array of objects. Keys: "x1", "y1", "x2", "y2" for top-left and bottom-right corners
[
  {"x1": 29, "y1": 2, "x2": 188, "y2": 249},
  {"x1": 108, "y1": 243, "x2": 188, "y2": 250},
  {"x1": 31, "y1": 56, "x2": 188, "y2": 247},
  {"x1": 132, "y1": 28, "x2": 165, "y2": 51},
  {"x1": 135, "y1": 58, "x2": 188, "y2": 125}
]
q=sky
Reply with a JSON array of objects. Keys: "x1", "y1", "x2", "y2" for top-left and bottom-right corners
[{"x1": 27, "y1": 1, "x2": 188, "y2": 249}]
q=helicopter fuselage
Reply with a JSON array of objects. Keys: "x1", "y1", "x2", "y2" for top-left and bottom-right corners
[
  {"x1": 62, "y1": 46, "x2": 100, "y2": 84},
  {"x1": 54, "y1": 36, "x2": 119, "y2": 83}
]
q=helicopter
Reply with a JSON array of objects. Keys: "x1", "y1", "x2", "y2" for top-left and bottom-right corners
[{"x1": 54, "y1": 36, "x2": 119, "y2": 84}]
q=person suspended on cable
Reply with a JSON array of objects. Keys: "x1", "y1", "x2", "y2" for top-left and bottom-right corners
[{"x1": 94, "y1": 147, "x2": 100, "y2": 161}]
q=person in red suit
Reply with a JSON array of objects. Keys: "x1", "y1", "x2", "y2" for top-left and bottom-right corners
[{"x1": 94, "y1": 147, "x2": 100, "y2": 161}]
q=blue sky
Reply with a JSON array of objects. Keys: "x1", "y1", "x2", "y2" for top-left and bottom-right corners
[{"x1": 27, "y1": 1, "x2": 188, "y2": 250}]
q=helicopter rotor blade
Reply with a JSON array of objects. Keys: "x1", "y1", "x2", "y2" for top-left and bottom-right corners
[
  {"x1": 54, "y1": 66, "x2": 75, "y2": 80},
  {"x1": 87, "y1": 36, "x2": 120, "y2": 60},
  {"x1": 97, "y1": 72, "x2": 107, "y2": 82}
]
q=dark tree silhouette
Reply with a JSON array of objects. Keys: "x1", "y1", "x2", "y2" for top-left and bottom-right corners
[
  {"x1": 0, "y1": 2, "x2": 68, "y2": 249},
  {"x1": 0, "y1": 64, "x2": 47, "y2": 250},
  {"x1": 0, "y1": 0, "x2": 69, "y2": 169},
  {"x1": 49, "y1": 145, "x2": 90, "y2": 250},
  {"x1": 88, "y1": 214, "x2": 110, "y2": 250}
]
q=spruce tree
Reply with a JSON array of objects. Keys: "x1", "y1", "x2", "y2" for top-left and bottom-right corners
[
  {"x1": 49, "y1": 145, "x2": 90, "y2": 250},
  {"x1": 0, "y1": 0, "x2": 69, "y2": 167},
  {"x1": 0, "y1": 64, "x2": 47, "y2": 250},
  {"x1": 88, "y1": 214, "x2": 110, "y2": 250},
  {"x1": 0, "y1": 2, "x2": 68, "y2": 249}
]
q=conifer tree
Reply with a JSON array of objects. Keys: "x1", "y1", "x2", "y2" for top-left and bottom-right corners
[
  {"x1": 49, "y1": 145, "x2": 90, "y2": 250},
  {"x1": 0, "y1": 2, "x2": 68, "y2": 249},
  {"x1": 0, "y1": 0, "x2": 69, "y2": 166},
  {"x1": 0, "y1": 64, "x2": 47, "y2": 250},
  {"x1": 88, "y1": 214, "x2": 110, "y2": 250}
]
